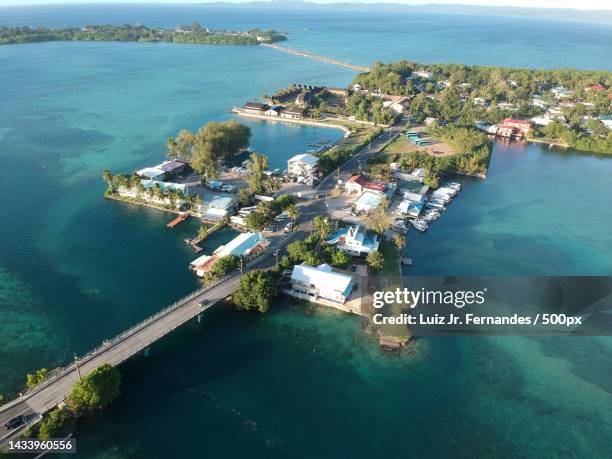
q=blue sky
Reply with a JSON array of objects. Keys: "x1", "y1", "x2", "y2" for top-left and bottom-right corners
[{"x1": 0, "y1": 0, "x2": 610, "y2": 9}]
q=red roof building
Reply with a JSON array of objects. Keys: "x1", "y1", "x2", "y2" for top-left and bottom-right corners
[
  {"x1": 501, "y1": 118, "x2": 532, "y2": 135},
  {"x1": 585, "y1": 84, "x2": 606, "y2": 92},
  {"x1": 345, "y1": 175, "x2": 388, "y2": 194}
]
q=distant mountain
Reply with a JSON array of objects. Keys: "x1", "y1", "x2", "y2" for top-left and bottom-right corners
[{"x1": 199, "y1": 1, "x2": 612, "y2": 25}]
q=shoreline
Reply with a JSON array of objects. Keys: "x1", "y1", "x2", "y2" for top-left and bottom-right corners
[
  {"x1": 231, "y1": 110, "x2": 351, "y2": 133},
  {"x1": 527, "y1": 137, "x2": 570, "y2": 148}
]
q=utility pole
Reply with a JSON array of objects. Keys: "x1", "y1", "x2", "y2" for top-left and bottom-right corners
[
  {"x1": 274, "y1": 250, "x2": 279, "y2": 267},
  {"x1": 239, "y1": 257, "x2": 244, "y2": 275},
  {"x1": 74, "y1": 353, "x2": 82, "y2": 382}
]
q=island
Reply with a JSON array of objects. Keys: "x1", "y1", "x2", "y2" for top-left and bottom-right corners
[{"x1": 0, "y1": 23, "x2": 287, "y2": 46}]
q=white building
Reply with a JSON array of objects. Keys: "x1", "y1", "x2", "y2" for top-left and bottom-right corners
[
  {"x1": 382, "y1": 95, "x2": 410, "y2": 114},
  {"x1": 287, "y1": 153, "x2": 319, "y2": 178},
  {"x1": 289, "y1": 263, "x2": 354, "y2": 305},
  {"x1": 412, "y1": 70, "x2": 434, "y2": 80},
  {"x1": 198, "y1": 193, "x2": 237, "y2": 221},
  {"x1": 325, "y1": 224, "x2": 380, "y2": 256},
  {"x1": 551, "y1": 86, "x2": 574, "y2": 99},
  {"x1": 189, "y1": 232, "x2": 269, "y2": 277},
  {"x1": 136, "y1": 166, "x2": 166, "y2": 181}
]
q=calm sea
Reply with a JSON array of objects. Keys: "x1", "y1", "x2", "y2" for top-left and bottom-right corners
[{"x1": 0, "y1": 5, "x2": 611, "y2": 458}]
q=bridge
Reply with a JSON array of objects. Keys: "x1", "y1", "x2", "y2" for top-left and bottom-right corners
[
  {"x1": 260, "y1": 43, "x2": 370, "y2": 73},
  {"x1": 0, "y1": 117, "x2": 407, "y2": 448}
]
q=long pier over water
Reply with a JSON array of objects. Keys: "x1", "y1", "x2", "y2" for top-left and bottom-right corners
[{"x1": 260, "y1": 43, "x2": 370, "y2": 73}]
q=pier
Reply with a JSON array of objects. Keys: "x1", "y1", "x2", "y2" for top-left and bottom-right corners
[
  {"x1": 260, "y1": 43, "x2": 370, "y2": 73},
  {"x1": 167, "y1": 213, "x2": 188, "y2": 228}
]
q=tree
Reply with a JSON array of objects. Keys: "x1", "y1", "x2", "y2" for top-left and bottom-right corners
[
  {"x1": 196, "y1": 120, "x2": 251, "y2": 160},
  {"x1": 245, "y1": 211, "x2": 269, "y2": 231},
  {"x1": 197, "y1": 225, "x2": 208, "y2": 240},
  {"x1": 191, "y1": 194, "x2": 202, "y2": 214},
  {"x1": 393, "y1": 233, "x2": 406, "y2": 250},
  {"x1": 330, "y1": 249, "x2": 351, "y2": 268},
  {"x1": 37, "y1": 407, "x2": 72, "y2": 440},
  {"x1": 102, "y1": 169, "x2": 113, "y2": 193},
  {"x1": 238, "y1": 188, "x2": 254, "y2": 207},
  {"x1": 232, "y1": 270, "x2": 277, "y2": 313},
  {"x1": 26, "y1": 368, "x2": 48, "y2": 389},
  {"x1": 68, "y1": 364, "x2": 121, "y2": 412},
  {"x1": 286, "y1": 204, "x2": 299, "y2": 222},
  {"x1": 313, "y1": 215, "x2": 333, "y2": 240},
  {"x1": 367, "y1": 200, "x2": 392, "y2": 235},
  {"x1": 209, "y1": 255, "x2": 240, "y2": 279},
  {"x1": 303, "y1": 251, "x2": 321, "y2": 266},
  {"x1": 287, "y1": 240, "x2": 310, "y2": 262},
  {"x1": 366, "y1": 251, "x2": 385, "y2": 271},
  {"x1": 245, "y1": 152, "x2": 269, "y2": 194}
]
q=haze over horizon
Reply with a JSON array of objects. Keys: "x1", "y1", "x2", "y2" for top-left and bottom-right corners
[{"x1": 0, "y1": 0, "x2": 611, "y2": 11}]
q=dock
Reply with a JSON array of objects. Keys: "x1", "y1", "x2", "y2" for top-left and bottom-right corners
[
  {"x1": 167, "y1": 213, "x2": 188, "y2": 228},
  {"x1": 184, "y1": 237, "x2": 203, "y2": 253}
]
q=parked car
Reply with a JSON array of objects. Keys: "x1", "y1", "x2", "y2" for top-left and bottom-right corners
[{"x1": 284, "y1": 221, "x2": 294, "y2": 233}]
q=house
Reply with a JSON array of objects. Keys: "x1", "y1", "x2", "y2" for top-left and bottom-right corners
[
  {"x1": 585, "y1": 84, "x2": 606, "y2": 92},
  {"x1": 295, "y1": 91, "x2": 311, "y2": 107},
  {"x1": 382, "y1": 95, "x2": 411, "y2": 114},
  {"x1": 198, "y1": 193, "x2": 237, "y2": 221},
  {"x1": 287, "y1": 153, "x2": 319, "y2": 178},
  {"x1": 325, "y1": 224, "x2": 379, "y2": 256},
  {"x1": 242, "y1": 102, "x2": 269, "y2": 114},
  {"x1": 344, "y1": 175, "x2": 388, "y2": 195},
  {"x1": 532, "y1": 97, "x2": 549, "y2": 109},
  {"x1": 473, "y1": 97, "x2": 489, "y2": 107},
  {"x1": 498, "y1": 102, "x2": 518, "y2": 112},
  {"x1": 530, "y1": 116, "x2": 554, "y2": 126},
  {"x1": 501, "y1": 118, "x2": 532, "y2": 136},
  {"x1": 550, "y1": 86, "x2": 574, "y2": 99},
  {"x1": 352, "y1": 83, "x2": 363, "y2": 92},
  {"x1": 496, "y1": 126, "x2": 519, "y2": 138},
  {"x1": 424, "y1": 117, "x2": 438, "y2": 126},
  {"x1": 600, "y1": 116, "x2": 612, "y2": 129},
  {"x1": 281, "y1": 107, "x2": 306, "y2": 119},
  {"x1": 264, "y1": 106, "x2": 282, "y2": 117},
  {"x1": 326, "y1": 87, "x2": 349, "y2": 98},
  {"x1": 136, "y1": 166, "x2": 166, "y2": 181},
  {"x1": 289, "y1": 263, "x2": 354, "y2": 305},
  {"x1": 189, "y1": 232, "x2": 269, "y2": 277},
  {"x1": 160, "y1": 159, "x2": 189, "y2": 178},
  {"x1": 412, "y1": 70, "x2": 434, "y2": 80}
]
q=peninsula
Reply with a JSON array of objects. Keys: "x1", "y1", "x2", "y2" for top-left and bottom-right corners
[{"x1": 0, "y1": 23, "x2": 287, "y2": 46}]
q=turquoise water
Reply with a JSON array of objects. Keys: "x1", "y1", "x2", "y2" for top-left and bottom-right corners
[{"x1": 0, "y1": 5, "x2": 611, "y2": 458}]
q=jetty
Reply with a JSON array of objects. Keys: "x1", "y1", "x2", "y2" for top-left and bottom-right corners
[
  {"x1": 167, "y1": 213, "x2": 189, "y2": 228},
  {"x1": 260, "y1": 43, "x2": 370, "y2": 73}
]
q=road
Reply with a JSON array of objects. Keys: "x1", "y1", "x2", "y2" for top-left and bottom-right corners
[{"x1": 0, "y1": 118, "x2": 406, "y2": 446}]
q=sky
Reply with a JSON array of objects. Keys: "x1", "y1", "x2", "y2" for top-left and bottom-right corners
[{"x1": 0, "y1": 0, "x2": 611, "y2": 10}]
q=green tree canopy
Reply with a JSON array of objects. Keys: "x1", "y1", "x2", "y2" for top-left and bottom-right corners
[
  {"x1": 68, "y1": 364, "x2": 121, "y2": 412},
  {"x1": 366, "y1": 251, "x2": 385, "y2": 271},
  {"x1": 232, "y1": 270, "x2": 277, "y2": 313}
]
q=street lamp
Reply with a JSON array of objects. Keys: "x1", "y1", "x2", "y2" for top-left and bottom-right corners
[{"x1": 74, "y1": 353, "x2": 82, "y2": 382}]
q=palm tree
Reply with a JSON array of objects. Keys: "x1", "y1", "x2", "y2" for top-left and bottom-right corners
[
  {"x1": 102, "y1": 169, "x2": 113, "y2": 193},
  {"x1": 192, "y1": 194, "x2": 202, "y2": 214},
  {"x1": 393, "y1": 233, "x2": 406, "y2": 250},
  {"x1": 166, "y1": 137, "x2": 178, "y2": 159},
  {"x1": 197, "y1": 225, "x2": 208, "y2": 241},
  {"x1": 366, "y1": 251, "x2": 385, "y2": 271},
  {"x1": 286, "y1": 204, "x2": 299, "y2": 222}
]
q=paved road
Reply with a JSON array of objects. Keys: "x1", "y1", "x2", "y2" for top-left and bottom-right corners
[{"x1": 0, "y1": 118, "x2": 405, "y2": 446}]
